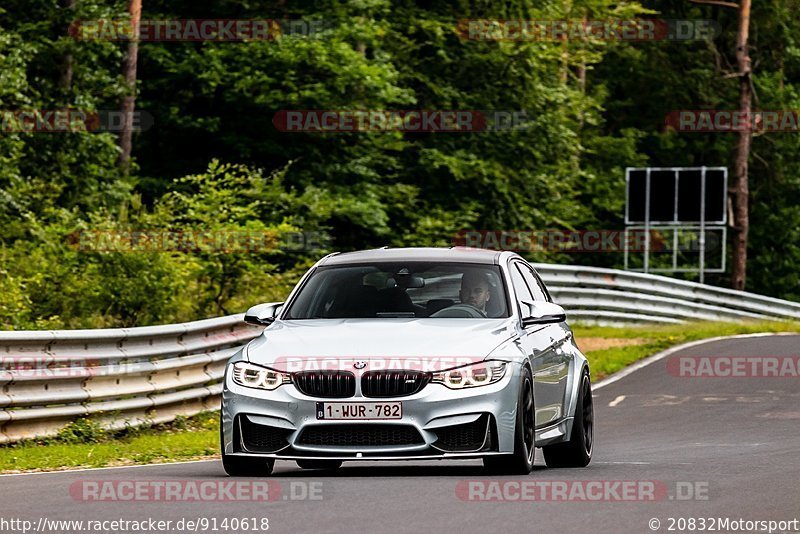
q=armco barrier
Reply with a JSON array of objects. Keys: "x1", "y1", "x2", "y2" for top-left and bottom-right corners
[
  {"x1": 0, "y1": 315, "x2": 263, "y2": 443},
  {"x1": 1, "y1": 264, "x2": 799, "y2": 442},
  {"x1": 534, "y1": 264, "x2": 800, "y2": 324}
]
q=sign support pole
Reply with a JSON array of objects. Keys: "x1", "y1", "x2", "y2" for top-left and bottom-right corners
[
  {"x1": 644, "y1": 168, "x2": 651, "y2": 274},
  {"x1": 700, "y1": 166, "x2": 707, "y2": 284}
]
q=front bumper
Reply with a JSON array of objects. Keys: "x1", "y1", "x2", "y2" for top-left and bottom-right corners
[{"x1": 221, "y1": 363, "x2": 522, "y2": 460}]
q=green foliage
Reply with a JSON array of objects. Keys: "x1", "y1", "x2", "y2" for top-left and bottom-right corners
[
  {"x1": 1, "y1": 0, "x2": 799, "y2": 330},
  {"x1": 1, "y1": 159, "x2": 320, "y2": 328},
  {"x1": 56, "y1": 416, "x2": 107, "y2": 444},
  {"x1": 595, "y1": 0, "x2": 800, "y2": 291}
]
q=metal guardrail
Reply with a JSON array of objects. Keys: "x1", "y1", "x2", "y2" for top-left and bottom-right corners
[
  {"x1": 533, "y1": 264, "x2": 800, "y2": 324},
  {"x1": 0, "y1": 316, "x2": 263, "y2": 443},
  {"x1": 1, "y1": 264, "x2": 799, "y2": 443}
]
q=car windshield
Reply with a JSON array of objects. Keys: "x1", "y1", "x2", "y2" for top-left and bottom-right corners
[{"x1": 284, "y1": 262, "x2": 509, "y2": 319}]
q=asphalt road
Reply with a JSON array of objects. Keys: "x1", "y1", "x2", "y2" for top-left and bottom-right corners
[{"x1": 2, "y1": 334, "x2": 799, "y2": 534}]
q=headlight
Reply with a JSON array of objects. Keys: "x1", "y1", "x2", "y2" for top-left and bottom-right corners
[
  {"x1": 231, "y1": 362, "x2": 290, "y2": 391},
  {"x1": 431, "y1": 361, "x2": 507, "y2": 389}
]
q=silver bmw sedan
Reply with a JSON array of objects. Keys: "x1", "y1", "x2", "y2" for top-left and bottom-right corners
[{"x1": 221, "y1": 247, "x2": 593, "y2": 475}]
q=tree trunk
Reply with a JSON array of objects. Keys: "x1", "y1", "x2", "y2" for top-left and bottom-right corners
[
  {"x1": 731, "y1": 0, "x2": 752, "y2": 290},
  {"x1": 59, "y1": 0, "x2": 76, "y2": 94},
  {"x1": 117, "y1": 0, "x2": 142, "y2": 172}
]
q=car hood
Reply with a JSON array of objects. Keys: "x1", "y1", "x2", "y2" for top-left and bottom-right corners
[{"x1": 246, "y1": 318, "x2": 518, "y2": 368}]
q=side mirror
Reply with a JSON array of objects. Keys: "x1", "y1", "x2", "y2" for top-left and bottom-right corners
[
  {"x1": 520, "y1": 301, "x2": 566, "y2": 327},
  {"x1": 244, "y1": 302, "x2": 284, "y2": 326}
]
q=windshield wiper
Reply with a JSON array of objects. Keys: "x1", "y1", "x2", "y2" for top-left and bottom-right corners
[{"x1": 375, "y1": 312, "x2": 416, "y2": 318}]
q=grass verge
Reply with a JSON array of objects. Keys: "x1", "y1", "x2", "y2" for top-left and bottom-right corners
[
  {"x1": 1, "y1": 320, "x2": 797, "y2": 473},
  {"x1": 0, "y1": 412, "x2": 219, "y2": 474},
  {"x1": 573, "y1": 320, "x2": 800, "y2": 380}
]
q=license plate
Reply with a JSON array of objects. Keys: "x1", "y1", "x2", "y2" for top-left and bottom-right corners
[{"x1": 316, "y1": 402, "x2": 402, "y2": 420}]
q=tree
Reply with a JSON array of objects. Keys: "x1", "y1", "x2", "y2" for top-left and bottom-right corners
[
  {"x1": 58, "y1": 0, "x2": 76, "y2": 93},
  {"x1": 730, "y1": 0, "x2": 752, "y2": 290},
  {"x1": 117, "y1": 0, "x2": 141, "y2": 171},
  {"x1": 685, "y1": 0, "x2": 751, "y2": 290}
]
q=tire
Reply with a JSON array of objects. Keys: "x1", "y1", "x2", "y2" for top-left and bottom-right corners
[
  {"x1": 222, "y1": 452, "x2": 275, "y2": 477},
  {"x1": 483, "y1": 366, "x2": 535, "y2": 475},
  {"x1": 543, "y1": 369, "x2": 593, "y2": 468},
  {"x1": 220, "y1": 413, "x2": 275, "y2": 476},
  {"x1": 296, "y1": 459, "x2": 343, "y2": 470}
]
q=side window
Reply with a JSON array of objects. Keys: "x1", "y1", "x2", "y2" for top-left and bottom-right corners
[
  {"x1": 509, "y1": 263, "x2": 534, "y2": 303},
  {"x1": 518, "y1": 263, "x2": 548, "y2": 302}
]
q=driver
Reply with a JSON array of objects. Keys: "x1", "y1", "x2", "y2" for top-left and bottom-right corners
[{"x1": 459, "y1": 271, "x2": 491, "y2": 313}]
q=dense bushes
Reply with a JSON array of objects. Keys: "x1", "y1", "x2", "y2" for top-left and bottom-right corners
[{"x1": 1, "y1": 0, "x2": 798, "y2": 329}]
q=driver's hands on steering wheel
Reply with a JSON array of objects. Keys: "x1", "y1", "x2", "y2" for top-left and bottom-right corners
[
  {"x1": 429, "y1": 303, "x2": 487, "y2": 318},
  {"x1": 458, "y1": 303, "x2": 487, "y2": 317}
]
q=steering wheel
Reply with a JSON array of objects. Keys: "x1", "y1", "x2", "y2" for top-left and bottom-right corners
[{"x1": 430, "y1": 303, "x2": 487, "y2": 318}]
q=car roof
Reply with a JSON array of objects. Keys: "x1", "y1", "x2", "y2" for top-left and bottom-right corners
[{"x1": 319, "y1": 247, "x2": 511, "y2": 266}]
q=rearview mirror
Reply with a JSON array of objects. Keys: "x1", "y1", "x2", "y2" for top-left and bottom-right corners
[
  {"x1": 244, "y1": 302, "x2": 284, "y2": 326},
  {"x1": 520, "y1": 301, "x2": 566, "y2": 327},
  {"x1": 386, "y1": 275, "x2": 425, "y2": 289}
]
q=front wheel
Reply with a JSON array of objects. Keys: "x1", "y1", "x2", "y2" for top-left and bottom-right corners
[
  {"x1": 483, "y1": 366, "x2": 535, "y2": 475},
  {"x1": 222, "y1": 453, "x2": 275, "y2": 477},
  {"x1": 220, "y1": 413, "x2": 275, "y2": 476},
  {"x1": 543, "y1": 369, "x2": 593, "y2": 468}
]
